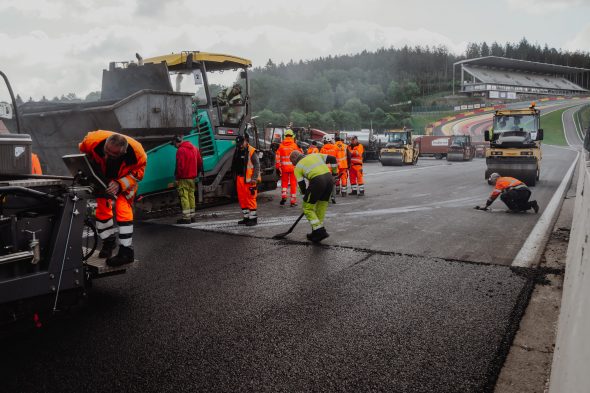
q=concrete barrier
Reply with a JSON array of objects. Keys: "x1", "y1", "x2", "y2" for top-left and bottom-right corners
[{"x1": 549, "y1": 151, "x2": 590, "y2": 392}]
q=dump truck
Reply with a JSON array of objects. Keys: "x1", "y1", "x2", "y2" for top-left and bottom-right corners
[
  {"x1": 484, "y1": 103, "x2": 543, "y2": 186},
  {"x1": 446, "y1": 135, "x2": 475, "y2": 161},
  {"x1": 473, "y1": 142, "x2": 489, "y2": 158},
  {"x1": 413, "y1": 135, "x2": 450, "y2": 159},
  {"x1": 14, "y1": 51, "x2": 277, "y2": 215},
  {"x1": 379, "y1": 128, "x2": 419, "y2": 166}
]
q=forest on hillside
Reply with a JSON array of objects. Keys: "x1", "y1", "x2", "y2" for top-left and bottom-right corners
[{"x1": 251, "y1": 38, "x2": 590, "y2": 131}]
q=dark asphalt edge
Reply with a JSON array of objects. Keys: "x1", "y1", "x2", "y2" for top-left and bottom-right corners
[{"x1": 482, "y1": 266, "x2": 563, "y2": 392}]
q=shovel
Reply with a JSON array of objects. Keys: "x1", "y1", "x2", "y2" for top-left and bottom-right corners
[{"x1": 272, "y1": 213, "x2": 305, "y2": 239}]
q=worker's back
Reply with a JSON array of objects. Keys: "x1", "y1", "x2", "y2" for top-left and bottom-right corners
[{"x1": 295, "y1": 153, "x2": 331, "y2": 180}]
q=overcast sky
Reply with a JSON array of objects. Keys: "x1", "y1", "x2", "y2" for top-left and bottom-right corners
[{"x1": 1, "y1": 0, "x2": 589, "y2": 100}]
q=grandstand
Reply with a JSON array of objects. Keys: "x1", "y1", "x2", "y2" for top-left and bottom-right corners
[{"x1": 453, "y1": 56, "x2": 589, "y2": 99}]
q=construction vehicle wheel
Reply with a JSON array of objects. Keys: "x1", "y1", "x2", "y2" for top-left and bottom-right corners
[{"x1": 435, "y1": 153, "x2": 443, "y2": 160}]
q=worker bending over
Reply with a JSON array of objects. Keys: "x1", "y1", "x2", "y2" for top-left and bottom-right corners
[
  {"x1": 79, "y1": 130, "x2": 147, "y2": 266},
  {"x1": 290, "y1": 151, "x2": 338, "y2": 243},
  {"x1": 475, "y1": 173, "x2": 539, "y2": 213},
  {"x1": 231, "y1": 134, "x2": 261, "y2": 226},
  {"x1": 275, "y1": 129, "x2": 302, "y2": 206},
  {"x1": 334, "y1": 136, "x2": 351, "y2": 197},
  {"x1": 348, "y1": 136, "x2": 365, "y2": 196}
]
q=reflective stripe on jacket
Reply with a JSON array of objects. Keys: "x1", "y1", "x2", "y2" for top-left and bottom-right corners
[
  {"x1": 275, "y1": 137, "x2": 302, "y2": 173},
  {"x1": 79, "y1": 130, "x2": 147, "y2": 200},
  {"x1": 489, "y1": 177, "x2": 526, "y2": 201},
  {"x1": 348, "y1": 143, "x2": 364, "y2": 166},
  {"x1": 335, "y1": 141, "x2": 350, "y2": 169},
  {"x1": 246, "y1": 145, "x2": 262, "y2": 183},
  {"x1": 294, "y1": 153, "x2": 337, "y2": 182}
]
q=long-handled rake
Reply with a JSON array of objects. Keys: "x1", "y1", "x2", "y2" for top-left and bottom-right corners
[{"x1": 272, "y1": 213, "x2": 305, "y2": 239}]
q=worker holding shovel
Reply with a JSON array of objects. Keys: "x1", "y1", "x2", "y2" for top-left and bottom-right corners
[{"x1": 281, "y1": 151, "x2": 337, "y2": 243}]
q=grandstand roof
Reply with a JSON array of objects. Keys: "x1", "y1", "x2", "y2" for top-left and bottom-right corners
[
  {"x1": 454, "y1": 56, "x2": 589, "y2": 75},
  {"x1": 463, "y1": 65, "x2": 587, "y2": 91}
]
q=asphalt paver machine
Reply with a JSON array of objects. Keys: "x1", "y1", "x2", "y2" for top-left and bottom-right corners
[
  {"x1": 0, "y1": 71, "x2": 131, "y2": 328},
  {"x1": 17, "y1": 51, "x2": 277, "y2": 215}
]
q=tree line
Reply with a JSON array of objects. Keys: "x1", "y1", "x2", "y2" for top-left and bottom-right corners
[{"x1": 252, "y1": 38, "x2": 590, "y2": 131}]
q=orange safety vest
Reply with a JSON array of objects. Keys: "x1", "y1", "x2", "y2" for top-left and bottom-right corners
[
  {"x1": 275, "y1": 137, "x2": 302, "y2": 173},
  {"x1": 490, "y1": 176, "x2": 525, "y2": 201},
  {"x1": 245, "y1": 145, "x2": 262, "y2": 183},
  {"x1": 348, "y1": 143, "x2": 364, "y2": 166},
  {"x1": 79, "y1": 130, "x2": 147, "y2": 200},
  {"x1": 307, "y1": 146, "x2": 319, "y2": 154},
  {"x1": 320, "y1": 143, "x2": 338, "y2": 172},
  {"x1": 334, "y1": 141, "x2": 349, "y2": 169},
  {"x1": 31, "y1": 153, "x2": 42, "y2": 175}
]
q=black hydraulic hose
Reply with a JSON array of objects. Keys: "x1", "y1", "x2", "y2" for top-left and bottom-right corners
[
  {"x1": 0, "y1": 70, "x2": 21, "y2": 133},
  {"x1": 0, "y1": 186, "x2": 60, "y2": 201}
]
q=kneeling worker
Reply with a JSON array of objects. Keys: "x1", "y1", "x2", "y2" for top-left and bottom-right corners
[
  {"x1": 290, "y1": 150, "x2": 338, "y2": 243},
  {"x1": 475, "y1": 173, "x2": 539, "y2": 213},
  {"x1": 79, "y1": 130, "x2": 147, "y2": 266},
  {"x1": 231, "y1": 134, "x2": 260, "y2": 226}
]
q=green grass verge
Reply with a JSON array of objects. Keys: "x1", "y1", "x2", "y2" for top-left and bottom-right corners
[
  {"x1": 410, "y1": 112, "x2": 456, "y2": 134},
  {"x1": 576, "y1": 105, "x2": 590, "y2": 132},
  {"x1": 540, "y1": 108, "x2": 568, "y2": 146}
]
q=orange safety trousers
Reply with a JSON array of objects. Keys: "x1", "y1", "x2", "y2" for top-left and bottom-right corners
[
  {"x1": 236, "y1": 175, "x2": 257, "y2": 212},
  {"x1": 336, "y1": 168, "x2": 348, "y2": 188},
  {"x1": 349, "y1": 165, "x2": 364, "y2": 186},
  {"x1": 281, "y1": 171, "x2": 297, "y2": 203},
  {"x1": 95, "y1": 195, "x2": 134, "y2": 247}
]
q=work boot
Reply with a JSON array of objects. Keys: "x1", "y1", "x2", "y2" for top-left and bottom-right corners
[
  {"x1": 531, "y1": 200, "x2": 539, "y2": 214},
  {"x1": 176, "y1": 217, "x2": 192, "y2": 224},
  {"x1": 190, "y1": 216, "x2": 198, "y2": 223},
  {"x1": 237, "y1": 218, "x2": 250, "y2": 225},
  {"x1": 290, "y1": 201, "x2": 298, "y2": 207},
  {"x1": 307, "y1": 227, "x2": 329, "y2": 243},
  {"x1": 106, "y1": 246, "x2": 134, "y2": 267},
  {"x1": 245, "y1": 217, "x2": 258, "y2": 226},
  {"x1": 359, "y1": 189, "x2": 365, "y2": 196},
  {"x1": 350, "y1": 189, "x2": 358, "y2": 196},
  {"x1": 280, "y1": 198, "x2": 287, "y2": 206},
  {"x1": 341, "y1": 191, "x2": 347, "y2": 197},
  {"x1": 331, "y1": 196, "x2": 336, "y2": 204},
  {"x1": 98, "y1": 236, "x2": 116, "y2": 259}
]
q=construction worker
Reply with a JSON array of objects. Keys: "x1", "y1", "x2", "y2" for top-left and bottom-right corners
[
  {"x1": 231, "y1": 134, "x2": 261, "y2": 226},
  {"x1": 475, "y1": 173, "x2": 539, "y2": 213},
  {"x1": 31, "y1": 153, "x2": 42, "y2": 175},
  {"x1": 275, "y1": 129, "x2": 303, "y2": 207},
  {"x1": 217, "y1": 83, "x2": 242, "y2": 105},
  {"x1": 307, "y1": 141, "x2": 319, "y2": 154},
  {"x1": 172, "y1": 135, "x2": 203, "y2": 224},
  {"x1": 320, "y1": 135, "x2": 339, "y2": 203},
  {"x1": 290, "y1": 150, "x2": 338, "y2": 243},
  {"x1": 348, "y1": 136, "x2": 365, "y2": 196},
  {"x1": 334, "y1": 136, "x2": 351, "y2": 196},
  {"x1": 79, "y1": 130, "x2": 146, "y2": 266}
]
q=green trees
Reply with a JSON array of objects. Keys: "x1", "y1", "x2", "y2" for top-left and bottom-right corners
[{"x1": 251, "y1": 39, "x2": 590, "y2": 132}]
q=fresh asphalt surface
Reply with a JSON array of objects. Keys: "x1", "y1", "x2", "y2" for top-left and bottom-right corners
[{"x1": 1, "y1": 101, "x2": 586, "y2": 392}]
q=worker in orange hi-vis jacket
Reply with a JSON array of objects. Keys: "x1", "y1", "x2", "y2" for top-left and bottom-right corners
[
  {"x1": 348, "y1": 136, "x2": 365, "y2": 196},
  {"x1": 275, "y1": 129, "x2": 303, "y2": 207},
  {"x1": 231, "y1": 133, "x2": 261, "y2": 226},
  {"x1": 79, "y1": 130, "x2": 147, "y2": 267},
  {"x1": 334, "y1": 136, "x2": 351, "y2": 196},
  {"x1": 307, "y1": 141, "x2": 319, "y2": 154}
]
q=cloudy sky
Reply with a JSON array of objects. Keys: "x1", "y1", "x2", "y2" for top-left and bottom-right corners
[{"x1": 1, "y1": 0, "x2": 589, "y2": 99}]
